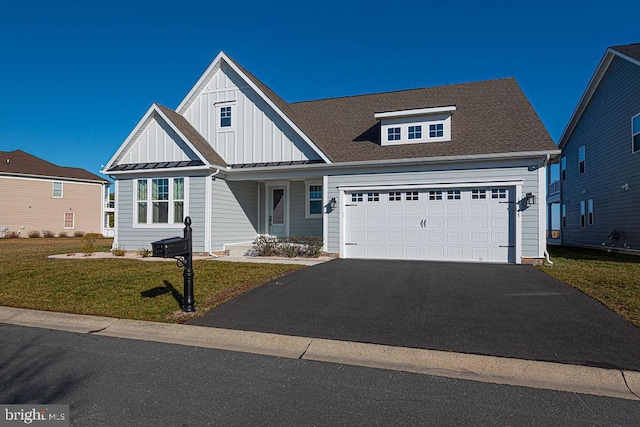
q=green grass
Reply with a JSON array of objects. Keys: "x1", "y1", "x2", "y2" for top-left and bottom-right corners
[
  {"x1": 0, "y1": 238, "x2": 304, "y2": 322},
  {"x1": 540, "y1": 246, "x2": 640, "y2": 328}
]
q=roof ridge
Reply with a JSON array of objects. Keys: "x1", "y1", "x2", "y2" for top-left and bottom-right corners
[{"x1": 290, "y1": 77, "x2": 516, "y2": 106}]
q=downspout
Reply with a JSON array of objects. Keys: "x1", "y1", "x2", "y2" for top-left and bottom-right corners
[
  {"x1": 208, "y1": 169, "x2": 221, "y2": 257},
  {"x1": 543, "y1": 154, "x2": 553, "y2": 265}
]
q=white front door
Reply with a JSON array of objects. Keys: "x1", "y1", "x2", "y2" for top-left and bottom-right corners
[{"x1": 269, "y1": 187, "x2": 287, "y2": 237}]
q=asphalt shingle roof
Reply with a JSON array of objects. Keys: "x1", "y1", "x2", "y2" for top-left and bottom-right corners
[
  {"x1": 0, "y1": 150, "x2": 107, "y2": 182},
  {"x1": 611, "y1": 43, "x2": 640, "y2": 62}
]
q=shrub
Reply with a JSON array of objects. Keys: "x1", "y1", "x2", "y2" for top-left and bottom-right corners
[
  {"x1": 112, "y1": 246, "x2": 126, "y2": 256},
  {"x1": 252, "y1": 235, "x2": 323, "y2": 258},
  {"x1": 27, "y1": 230, "x2": 41, "y2": 238},
  {"x1": 58, "y1": 231, "x2": 68, "y2": 238},
  {"x1": 42, "y1": 230, "x2": 55, "y2": 238},
  {"x1": 74, "y1": 231, "x2": 85, "y2": 237},
  {"x1": 81, "y1": 234, "x2": 96, "y2": 255},
  {"x1": 5, "y1": 231, "x2": 20, "y2": 239},
  {"x1": 138, "y1": 248, "x2": 152, "y2": 258},
  {"x1": 84, "y1": 232, "x2": 104, "y2": 238}
]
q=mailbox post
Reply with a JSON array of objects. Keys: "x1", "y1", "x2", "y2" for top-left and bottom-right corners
[{"x1": 151, "y1": 217, "x2": 196, "y2": 312}]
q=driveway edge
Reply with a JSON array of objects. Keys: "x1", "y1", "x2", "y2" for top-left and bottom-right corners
[{"x1": 1, "y1": 306, "x2": 638, "y2": 401}]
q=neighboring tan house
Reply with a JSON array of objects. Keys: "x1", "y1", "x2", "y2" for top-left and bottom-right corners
[
  {"x1": 103, "y1": 52, "x2": 559, "y2": 264},
  {"x1": 0, "y1": 150, "x2": 111, "y2": 237},
  {"x1": 556, "y1": 43, "x2": 640, "y2": 250}
]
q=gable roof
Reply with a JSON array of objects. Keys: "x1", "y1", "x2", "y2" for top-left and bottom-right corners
[
  {"x1": 288, "y1": 78, "x2": 557, "y2": 162},
  {"x1": 0, "y1": 150, "x2": 107, "y2": 183},
  {"x1": 559, "y1": 42, "x2": 640, "y2": 148}
]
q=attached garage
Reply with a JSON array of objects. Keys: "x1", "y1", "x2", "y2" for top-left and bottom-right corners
[{"x1": 344, "y1": 187, "x2": 516, "y2": 263}]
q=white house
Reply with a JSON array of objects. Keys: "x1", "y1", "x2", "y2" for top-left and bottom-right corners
[{"x1": 103, "y1": 52, "x2": 559, "y2": 264}]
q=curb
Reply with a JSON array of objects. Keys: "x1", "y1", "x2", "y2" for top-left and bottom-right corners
[{"x1": 1, "y1": 306, "x2": 638, "y2": 401}]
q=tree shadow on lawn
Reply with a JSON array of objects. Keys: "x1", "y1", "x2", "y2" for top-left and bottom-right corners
[{"x1": 140, "y1": 280, "x2": 182, "y2": 309}]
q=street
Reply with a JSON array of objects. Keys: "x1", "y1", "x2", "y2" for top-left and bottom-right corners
[{"x1": 1, "y1": 324, "x2": 638, "y2": 426}]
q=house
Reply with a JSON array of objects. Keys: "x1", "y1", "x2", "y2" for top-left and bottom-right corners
[
  {"x1": 103, "y1": 52, "x2": 559, "y2": 264},
  {"x1": 0, "y1": 150, "x2": 111, "y2": 237},
  {"x1": 556, "y1": 43, "x2": 640, "y2": 250}
]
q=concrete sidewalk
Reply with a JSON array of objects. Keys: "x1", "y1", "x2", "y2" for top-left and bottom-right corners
[{"x1": 1, "y1": 306, "x2": 639, "y2": 401}]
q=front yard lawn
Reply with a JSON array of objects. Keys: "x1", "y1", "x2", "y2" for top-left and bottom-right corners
[
  {"x1": 0, "y1": 238, "x2": 303, "y2": 322},
  {"x1": 540, "y1": 246, "x2": 640, "y2": 329}
]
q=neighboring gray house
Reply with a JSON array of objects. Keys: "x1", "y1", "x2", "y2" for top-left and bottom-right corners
[
  {"x1": 103, "y1": 52, "x2": 559, "y2": 264},
  {"x1": 557, "y1": 43, "x2": 640, "y2": 249}
]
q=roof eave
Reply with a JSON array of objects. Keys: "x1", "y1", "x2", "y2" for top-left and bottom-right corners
[{"x1": 0, "y1": 171, "x2": 109, "y2": 184}]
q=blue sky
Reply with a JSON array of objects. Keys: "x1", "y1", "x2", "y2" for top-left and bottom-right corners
[{"x1": 1, "y1": 0, "x2": 638, "y2": 179}]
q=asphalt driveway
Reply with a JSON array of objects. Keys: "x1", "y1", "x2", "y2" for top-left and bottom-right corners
[{"x1": 189, "y1": 259, "x2": 640, "y2": 371}]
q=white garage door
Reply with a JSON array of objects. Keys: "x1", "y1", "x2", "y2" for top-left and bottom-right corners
[{"x1": 344, "y1": 188, "x2": 515, "y2": 263}]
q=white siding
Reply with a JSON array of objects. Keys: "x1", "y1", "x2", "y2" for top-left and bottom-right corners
[
  {"x1": 118, "y1": 114, "x2": 200, "y2": 165},
  {"x1": 181, "y1": 63, "x2": 321, "y2": 165}
]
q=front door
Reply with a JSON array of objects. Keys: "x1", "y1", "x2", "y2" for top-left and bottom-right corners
[{"x1": 269, "y1": 187, "x2": 286, "y2": 237}]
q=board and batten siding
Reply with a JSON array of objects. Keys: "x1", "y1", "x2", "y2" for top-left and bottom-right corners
[
  {"x1": 0, "y1": 176, "x2": 103, "y2": 235},
  {"x1": 118, "y1": 113, "x2": 201, "y2": 165},
  {"x1": 211, "y1": 178, "x2": 259, "y2": 251},
  {"x1": 181, "y1": 62, "x2": 321, "y2": 165},
  {"x1": 116, "y1": 175, "x2": 207, "y2": 252},
  {"x1": 325, "y1": 160, "x2": 542, "y2": 258},
  {"x1": 561, "y1": 56, "x2": 640, "y2": 248}
]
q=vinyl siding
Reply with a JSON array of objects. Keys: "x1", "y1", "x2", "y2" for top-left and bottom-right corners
[
  {"x1": 0, "y1": 176, "x2": 103, "y2": 236},
  {"x1": 211, "y1": 178, "x2": 259, "y2": 250},
  {"x1": 289, "y1": 180, "x2": 322, "y2": 237},
  {"x1": 561, "y1": 56, "x2": 640, "y2": 248},
  {"x1": 325, "y1": 160, "x2": 542, "y2": 258},
  {"x1": 116, "y1": 175, "x2": 207, "y2": 252}
]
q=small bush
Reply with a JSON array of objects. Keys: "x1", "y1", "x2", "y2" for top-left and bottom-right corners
[
  {"x1": 42, "y1": 230, "x2": 55, "y2": 238},
  {"x1": 252, "y1": 235, "x2": 323, "y2": 258},
  {"x1": 5, "y1": 231, "x2": 20, "y2": 239},
  {"x1": 138, "y1": 248, "x2": 152, "y2": 258},
  {"x1": 27, "y1": 230, "x2": 41, "y2": 238},
  {"x1": 84, "y1": 232, "x2": 104, "y2": 238},
  {"x1": 58, "y1": 231, "x2": 68, "y2": 238},
  {"x1": 74, "y1": 231, "x2": 85, "y2": 237},
  {"x1": 81, "y1": 234, "x2": 96, "y2": 254},
  {"x1": 112, "y1": 246, "x2": 126, "y2": 256}
]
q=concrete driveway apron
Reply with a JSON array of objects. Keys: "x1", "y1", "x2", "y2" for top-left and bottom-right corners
[{"x1": 188, "y1": 259, "x2": 640, "y2": 371}]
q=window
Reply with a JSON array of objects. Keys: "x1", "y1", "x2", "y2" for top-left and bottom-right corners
[
  {"x1": 491, "y1": 189, "x2": 507, "y2": 199},
  {"x1": 306, "y1": 183, "x2": 323, "y2": 218},
  {"x1": 351, "y1": 193, "x2": 363, "y2": 202},
  {"x1": 429, "y1": 191, "x2": 443, "y2": 200},
  {"x1": 578, "y1": 146, "x2": 585, "y2": 174},
  {"x1": 580, "y1": 201, "x2": 586, "y2": 228},
  {"x1": 560, "y1": 157, "x2": 566, "y2": 181},
  {"x1": 136, "y1": 177, "x2": 187, "y2": 225},
  {"x1": 220, "y1": 106, "x2": 232, "y2": 127},
  {"x1": 633, "y1": 113, "x2": 640, "y2": 153},
  {"x1": 447, "y1": 190, "x2": 461, "y2": 200},
  {"x1": 388, "y1": 127, "x2": 401, "y2": 141},
  {"x1": 389, "y1": 192, "x2": 402, "y2": 201},
  {"x1": 405, "y1": 191, "x2": 419, "y2": 201},
  {"x1": 52, "y1": 182, "x2": 63, "y2": 198},
  {"x1": 367, "y1": 192, "x2": 379, "y2": 202},
  {"x1": 64, "y1": 212, "x2": 74, "y2": 229},
  {"x1": 472, "y1": 189, "x2": 486, "y2": 199},
  {"x1": 429, "y1": 123, "x2": 444, "y2": 138},
  {"x1": 408, "y1": 125, "x2": 422, "y2": 140},
  {"x1": 588, "y1": 199, "x2": 594, "y2": 225},
  {"x1": 561, "y1": 204, "x2": 566, "y2": 228}
]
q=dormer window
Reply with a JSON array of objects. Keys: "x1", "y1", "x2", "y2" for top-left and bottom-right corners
[{"x1": 375, "y1": 106, "x2": 455, "y2": 146}]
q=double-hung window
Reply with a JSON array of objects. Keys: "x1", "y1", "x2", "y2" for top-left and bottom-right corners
[
  {"x1": 306, "y1": 182, "x2": 323, "y2": 218},
  {"x1": 633, "y1": 113, "x2": 640, "y2": 153},
  {"x1": 580, "y1": 201, "x2": 586, "y2": 228},
  {"x1": 220, "y1": 106, "x2": 232, "y2": 127},
  {"x1": 52, "y1": 181, "x2": 63, "y2": 198},
  {"x1": 578, "y1": 146, "x2": 585, "y2": 174},
  {"x1": 136, "y1": 177, "x2": 186, "y2": 225},
  {"x1": 587, "y1": 199, "x2": 594, "y2": 226},
  {"x1": 561, "y1": 204, "x2": 566, "y2": 228}
]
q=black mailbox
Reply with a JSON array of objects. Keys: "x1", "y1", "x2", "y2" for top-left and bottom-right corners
[{"x1": 151, "y1": 237, "x2": 190, "y2": 258}]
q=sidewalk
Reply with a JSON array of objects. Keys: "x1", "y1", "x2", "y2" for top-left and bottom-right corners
[{"x1": 1, "y1": 306, "x2": 639, "y2": 401}]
